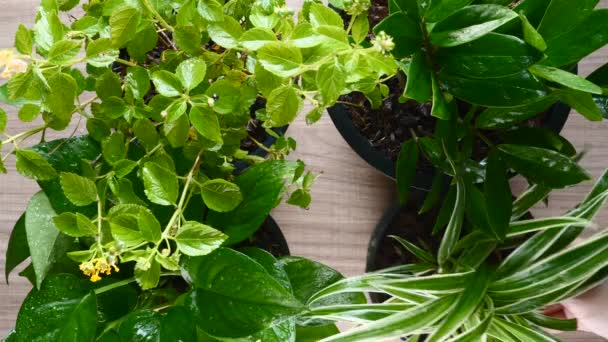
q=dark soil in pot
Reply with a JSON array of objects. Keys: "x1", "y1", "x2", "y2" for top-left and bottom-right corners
[{"x1": 235, "y1": 215, "x2": 291, "y2": 257}]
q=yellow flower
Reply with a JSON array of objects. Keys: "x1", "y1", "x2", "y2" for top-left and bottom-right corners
[{"x1": 79, "y1": 257, "x2": 120, "y2": 282}]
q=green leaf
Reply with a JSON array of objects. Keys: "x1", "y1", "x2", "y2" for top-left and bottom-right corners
[
  {"x1": 45, "y1": 72, "x2": 77, "y2": 121},
  {"x1": 374, "y1": 271, "x2": 472, "y2": 295},
  {"x1": 101, "y1": 97, "x2": 128, "y2": 120},
  {"x1": 174, "y1": 25, "x2": 202, "y2": 54},
  {"x1": 351, "y1": 14, "x2": 369, "y2": 45},
  {"x1": 258, "y1": 41, "x2": 303, "y2": 77},
  {"x1": 321, "y1": 296, "x2": 455, "y2": 342},
  {"x1": 241, "y1": 27, "x2": 277, "y2": 50},
  {"x1": 163, "y1": 114, "x2": 190, "y2": 148},
  {"x1": 206, "y1": 160, "x2": 299, "y2": 245},
  {"x1": 493, "y1": 318, "x2": 559, "y2": 341},
  {"x1": 95, "y1": 70, "x2": 122, "y2": 101},
  {"x1": 431, "y1": 75, "x2": 452, "y2": 119},
  {"x1": 16, "y1": 149, "x2": 57, "y2": 181},
  {"x1": 205, "y1": 79, "x2": 241, "y2": 114},
  {"x1": 390, "y1": 235, "x2": 435, "y2": 264},
  {"x1": 48, "y1": 39, "x2": 81, "y2": 64},
  {"x1": 537, "y1": 0, "x2": 599, "y2": 42},
  {"x1": 176, "y1": 58, "x2": 207, "y2": 91},
  {"x1": 175, "y1": 221, "x2": 227, "y2": 256},
  {"x1": 52, "y1": 212, "x2": 96, "y2": 237},
  {"x1": 18, "y1": 104, "x2": 41, "y2": 122},
  {"x1": 135, "y1": 259, "x2": 161, "y2": 290},
  {"x1": 182, "y1": 248, "x2": 304, "y2": 338},
  {"x1": 59, "y1": 172, "x2": 97, "y2": 206},
  {"x1": 520, "y1": 13, "x2": 547, "y2": 52},
  {"x1": 142, "y1": 162, "x2": 179, "y2": 206},
  {"x1": 109, "y1": 6, "x2": 141, "y2": 47},
  {"x1": 0, "y1": 107, "x2": 7, "y2": 133},
  {"x1": 485, "y1": 153, "x2": 511, "y2": 240},
  {"x1": 287, "y1": 189, "x2": 312, "y2": 209},
  {"x1": 396, "y1": 139, "x2": 418, "y2": 204},
  {"x1": 124, "y1": 66, "x2": 151, "y2": 102},
  {"x1": 373, "y1": 12, "x2": 422, "y2": 58},
  {"x1": 444, "y1": 313, "x2": 493, "y2": 342},
  {"x1": 475, "y1": 95, "x2": 559, "y2": 129},
  {"x1": 498, "y1": 144, "x2": 591, "y2": 188},
  {"x1": 403, "y1": 51, "x2": 432, "y2": 102},
  {"x1": 86, "y1": 38, "x2": 119, "y2": 67},
  {"x1": 309, "y1": 2, "x2": 343, "y2": 27},
  {"x1": 190, "y1": 106, "x2": 222, "y2": 144},
  {"x1": 165, "y1": 99, "x2": 188, "y2": 122},
  {"x1": 289, "y1": 22, "x2": 322, "y2": 48},
  {"x1": 208, "y1": 16, "x2": 243, "y2": 49},
  {"x1": 530, "y1": 65, "x2": 602, "y2": 94},
  {"x1": 507, "y1": 217, "x2": 591, "y2": 238},
  {"x1": 151, "y1": 70, "x2": 183, "y2": 97},
  {"x1": 430, "y1": 5, "x2": 518, "y2": 47},
  {"x1": 25, "y1": 192, "x2": 72, "y2": 288},
  {"x1": 436, "y1": 33, "x2": 542, "y2": 78},
  {"x1": 523, "y1": 312, "x2": 577, "y2": 331},
  {"x1": 439, "y1": 70, "x2": 547, "y2": 107},
  {"x1": 5, "y1": 215, "x2": 28, "y2": 283},
  {"x1": 107, "y1": 205, "x2": 145, "y2": 246},
  {"x1": 133, "y1": 119, "x2": 159, "y2": 151},
  {"x1": 297, "y1": 324, "x2": 340, "y2": 341},
  {"x1": 15, "y1": 274, "x2": 97, "y2": 341},
  {"x1": 555, "y1": 89, "x2": 603, "y2": 121},
  {"x1": 138, "y1": 207, "x2": 162, "y2": 242},
  {"x1": 15, "y1": 24, "x2": 33, "y2": 55},
  {"x1": 201, "y1": 179, "x2": 243, "y2": 212},
  {"x1": 160, "y1": 307, "x2": 198, "y2": 341},
  {"x1": 427, "y1": 267, "x2": 492, "y2": 342},
  {"x1": 118, "y1": 310, "x2": 162, "y2": 340},
  {"x1": 500, "y1": 127, "x2": 576, "y2": 157},
  {"x1": 33, "y1": 9, "x2": 64, "y2": 53},
  {"x1": 126, "y1": 23, "x2": 158, "y2": 63},
  {"x1": 438, "y1": 166, "x2": 465, "y2": 265},
  {"x1": 267, "y1": 85, "x2": 303, "y2": 127},
  {"x1": 102, "y1": 132, "x2": 126, "y2": 165},
  {"x1": 425, "y1": 0, "x2": 474, "y2": 22},
  {"x1": 197, "y1": 0, "x2": 224, "y2": 22},
  {"x1": 317, "y1": 60, "x2": 346, "y2": 105},
  {"x1": 543, "y1": 9, "x2": 608, "y2": 67}
]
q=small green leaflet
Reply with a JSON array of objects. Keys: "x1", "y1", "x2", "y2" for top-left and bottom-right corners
[
  {"x1": 200, "y1": 179, "x2": 243, "y2": 212},
  {"x1": 175, "y1": 221, "x2": 227, "y2": 256},
  {"x1": 60, "y1": 172, "x2": 97, "y2": 206}
]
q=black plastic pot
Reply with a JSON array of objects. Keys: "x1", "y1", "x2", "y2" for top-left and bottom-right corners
[
  {"x1": 236, "y1": 215, "x2": 291, "y2": 257},
  {"x1": 328, "y1": 96, "x2": 571, "y2": 183}
]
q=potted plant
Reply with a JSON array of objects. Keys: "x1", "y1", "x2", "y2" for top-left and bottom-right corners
[
  {"x1": 291, "y1": 169, "x2": 608, "y2": 341},
  {"x1": 0, "y1": 0, "x2": 384, "y2": 339},
  {"x1": 328, "y1": 0, "x2": 608, "y2": 185}
]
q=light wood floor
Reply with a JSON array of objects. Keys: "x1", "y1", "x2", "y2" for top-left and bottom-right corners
[{"x1": 1, "y1": 0, "x2": 607, "y2": 340}]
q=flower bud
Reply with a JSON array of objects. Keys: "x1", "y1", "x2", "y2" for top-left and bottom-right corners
[{"x1": 371, "y1": 31, "x2": 395, "y2": 55}]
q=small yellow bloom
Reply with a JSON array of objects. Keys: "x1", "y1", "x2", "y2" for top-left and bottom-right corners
[{"x1": 79, "y1": 257, "x2": 120, "y2": 282}]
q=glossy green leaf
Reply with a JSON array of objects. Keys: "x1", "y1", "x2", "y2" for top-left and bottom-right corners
[
  {"x1": 175, "y1": 221, "x2": 227, "y2": 256},
  {"x1": 309, "y1": 2, "x2": 343, "y2": 28},
  {"x1": 396, "y1": 139, "x2": 418, "y2": 204},
  {"x1": 109, "y1": 6, "x2": 140, "y2": 47},
  {"x1": 351, "y1": 14, "x2": 369, "y2": 45},
  {"x1": 438, "y1": 165, "x2": 465, "y2": 265},
  {"x1": 485, "y1": 153, "x2": 511, "y2": 240},
  {"x1": 475, "y1": 96, "x2": 558, "y2": 129},
  {"x1": 137, "y1": 207, "x2": 162, "y2": 242},
  {"x1": 523, "y1": 312, "x2": 577, "y2": 331},
  {"x1": 135, "y1": 258, "x2": 161, "y2": 290},
  {"x1": 436, "y1": 33, "x2": 543, "y2": 78},
  {"x1": 498, "y1": 144, "x2": 591, "y2": 188},
  {"x1": 118, "y1": 310, "x2": 161, "y2": 340},
  {"x1": 266, "y1": 85, "x2": 303, "y2": 127},
  {"x1": 390, "y1": 235, "x2": 435, "y2": 264},
  {"x1": 404, "y1": 51, "x2": 432, "y2": 102},
  {"x1": 297, "y1": 324, "x2": 340, "y2": 342},
  {"x1": 15, "y1": 149, "x2": 57, "y2": 181},
  {"x1": 520, "y1": 13, "x2": 547, "y2": 52},
  {"x1": 205, "y1": 79, "x2": 241, "y2": 114},
  {"x1": 15, "y1": 274, "x2": 96, "y2": 341},
  {"x1": 182, "y1": 248, "x2": 304, "y2": 338},
  {"x1": 258, "y1": 41, "x2": 303, "y2": 77},
  {"x1": 174, "y1": 25, "x2": 202, "y2": 54},
  {"x1": 240, "y1": 27, "x2": 277, "y2": 50},
  {"x1": 200, "y1": 179, "x2": 243, "y2": 212},
  {"x1": 537, "y1": 0, "x2": 599, "y2": 42},
  {"x1": 530, "y1": 65, "x2": 602, "y2": 94},
  {"x1": 59, "y1": 172, "x2": 97, "y2": 206},
  {"x1": 126, "y1": 24, "x2": 158, "y2": 63},
  {"x1": 190, "y1": 106, "x2": 222, "y2": 144},
  {"x1": 555, "y1": 89, "x2": 603, "y2": 121},
  {"x1": 373, "y1": 12, "x2": 422, "y2": 58},
  {"x1": 439, "y1": 70, "x2": 547, "y2": 107},
  {"x1": 52, "y1": 212, "x2": 96, "y2": 237},
  {"x1": 142, "y1": 162, "x2": 179, "y2": 206},
  {"x1": 165, "y1": 99, "x2": 188, "y2": 122},
  {"x1": 133, "y1": 119, "x2": 160, "y2": 151},
  {"x1": 151, "y1": 70, "x2": 183, "y2": 98},
  {"x1": 208, "y1": 15, "x2": 243, "y2": 49},
  {"x1": 163, "y1": 113, "x2": 190, "y2": 148},
  {"x1": 101, "y1": 132, "x2": 126, "y2": 165},
  {"x1": 431, "y1": 75, "x2": 452, "y2": 119},
  {"x1": 5, "y1": 215, "x2": 28, "y2": 283},
  {"x1": 197, "y1": 0, "x2": 224, "y2": 22},
  {"x1": 124, "y1": 66, "x2": 151, "y2": 102},
  {"x1": 430, "y1": 5, "x2": 518, "y2": 47},
  {"x1": 500, "y1": 127, "x2": 576, "y2": 157},
  {"x1": 425, "y1": 0, "x2": 473, "y2": 23},
  {"x1": 160, "y1": 307, "x2": 198, "y2": 341},
  {"x1": 507, "y1": 217, "x2": 591, "y2": 238}
]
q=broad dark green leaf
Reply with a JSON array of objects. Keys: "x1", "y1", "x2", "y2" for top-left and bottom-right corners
[
  {"x1": 436, "y1": 33, "x2": 543, "y2": 78},
  {"x1": 182, "y1": 248, "x2": 304, "y2": 338},
  {"x1": 396, "y1": 139, "x2": 418, "y2": 204},
  {"x1": 174, "y1": 25, "x2": 202, "y2": 54},
  {"x1": 240, "y1": 247, "x2": 292, "y2": 291},
  {"x1": 15, "y1": 274, "x2": 96, "y2": 341},
  {"x1": 404, "y1": 51, "x2": 432, "y2": 102},
  {"x1": 206, "y1": 160, "x2": 299, "y2": 245},
  {"x1": 425, "y1": 0, "x2": 473, "y2": 23},
  {"x1": 373, "y1": 12, "x2": 422, "y2": 58},
  {"x1": 101, "y1": 132, "x2": 126, "y2": 165},
  {"x1": 500, "y1": 127, "x2": 576, "y2": 157},
  {"x1": 498, "y1": 144, "x2": 590, "y2": 188},
  {"x1": 175, "y1": 221, "x2": 227, "y2": 256},
  {"x1": 530, "y1": 65, "x2": 602, "y2": 94},
  {"x1": 109, "y1": 6, "x2": 141, "y2": 47},
  {"x1": 59, "y1": 172, "x2": 97, "y2": 206},
  {"x1": 543, "y1": 9, "x2": 608, "y2": 67},
  {"x1": 118, "y1": 310, "x2": 162, "y2": 341},
  {"x1": 15, "y1": 149, "x2": 57, "y2": 181},
  {"x1": 5, "y1": 215, "x2": 28, "y2": 283},
  {"x1": 296, "y1": 324, "x2": 340, "y2": 342},
  {"x1": 200, "y1": 179, "x2": 243, "y2": 212},
  {"x1": 431, "y1": 75, "x2": 452, "y2": 119},
  {"x1": 440, "y1": 70, "x2": 547, "y2": 107},
  {"x1": 555, "y1": 89, "x2": 603, "y2": 122},
  {"x1": 142, "y1": 161, "x2": 179, "y2": 206},
  {"x1": 475, "y1": 95, "x2": 558, "y2": 129},
  {"x1": 133, "y1": 119, "x2": 159, "y2": 151},
  {"x1": 485, "y1": 153, "x2": 511, "y2": 241},
  {"x1": 160, "y1": 307, "x2": 198, "y2": 341},
  {"x1": 537, "y1": 0, "x2": 599, "y2": 42},
  {"x1": 430, "y1": 5, "x2": 518, "y2": 47}
]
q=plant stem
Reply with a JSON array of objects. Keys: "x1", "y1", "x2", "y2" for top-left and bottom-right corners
[
  {"x1": 115, "y1": 58, "x2": 138, "y2": 67},
  {"x1": 247, "y1": 134, "x2": 271, "y2": 152},
  {"x1": 142, "y1": 0, "x2": 174, "y2": 32},
  {"x1": 93, "y1": 272, "x2": 181, "y2": 294},
  {"x1": 2, "y1": 125, "x2": 45, "y2": 145}
]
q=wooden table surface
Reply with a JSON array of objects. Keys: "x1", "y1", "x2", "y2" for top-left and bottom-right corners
[{"x1": 1, "y1": 1, "x2": 607, "y2": 340}]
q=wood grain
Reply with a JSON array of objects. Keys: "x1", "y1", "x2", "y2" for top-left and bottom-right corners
[{"x1": 0, "y1": 1, "x2": 607, "y2": 340}]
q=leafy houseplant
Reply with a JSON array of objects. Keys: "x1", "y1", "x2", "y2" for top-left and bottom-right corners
[
  {"x1": 0, "y1": 0, "x2": 393, "y2": 339},
  {"x1": 295, "y1": 170, "x2": 608, "y2": 341},
  {"x1": 328, "y1": 0, "x2": 608, "y2": 183}
]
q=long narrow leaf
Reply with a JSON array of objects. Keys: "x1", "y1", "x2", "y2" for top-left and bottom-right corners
[
  {"x1": 427, "y1": 267, "x2": 492, "y2": 342},
  {"x1": 444, "y1": 312, "x2": 493, "y2": 342},
  {"x1": 506, "y1": 217, "x2": 592, "y2": 238},
  {"x1": 493, "y1": 280, "x2": 581, "y2": 315},
  {"x1": 307, "y1": 273, "x2": 401, "y2": 305},
  {"x1": 373, "y1": 271, "x2": 473, "y2": 294},
  {"x1": 438, "y1": 176, "x2": 465, "y2": 266},
  {"x1": 319, "y1": 296, "x2": 456, "y2": 342},
  {"x1": 390, "y1": 235, "x2": 436, "y2": 264},
  {"x1": 523, "y1": 312, "x2": 577, "y2": 331},
  {"x1": 493, "y1": 318, "x2": 558, "y2": 342},
  {"x1": 511, "y1": 184, "x2": 551, "y2": 220},
  {"x1": 305, "y1": 303, "x2": 414, "y2": 323}
]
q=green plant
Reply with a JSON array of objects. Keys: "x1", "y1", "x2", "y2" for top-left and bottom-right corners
[
  {"x1": 297, "y1": 169, "x2": 608, "y2": 341},
  {"x1": 0, "y1": 0, "x2": 388, "y2": 339}
]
